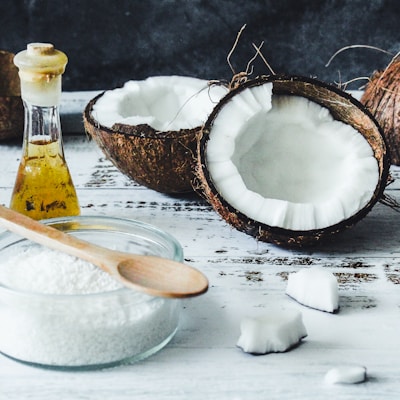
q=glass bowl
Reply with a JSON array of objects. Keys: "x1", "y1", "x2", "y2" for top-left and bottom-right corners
[{"x1": 0, "y1": 215, "x2": 183, "y2": 370}]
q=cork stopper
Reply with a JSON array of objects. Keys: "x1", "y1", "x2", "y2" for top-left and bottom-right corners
[
  {"x1": 14, "y1": 43, "x2": 68, "y2": 78},
  {"x1": 14, "y1": 43, "x2": 68, "y2": 106},
  {"x1": 28, "y1": 43, "x2": 55, "y2": 56}
]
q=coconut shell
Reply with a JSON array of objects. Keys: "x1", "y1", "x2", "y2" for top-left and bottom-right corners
[
  {"x1": 0, "y1": 50, "x2": 23, "y2": 141},
  {"x1": 361, "y1": 59, "x2": 400, "y2": 165},
  {"x1": 83, "y1": 93, "x2": 198, "y2": 193},
  {"x1": 0, "y1": 50, "x2": 20, "y2": 97},
  {"x1": 196, "y1": 75, "x2": 389, "y2": 247},
  {"x1": 0, "y1": 96, "x2": 23, "y2": 141}
]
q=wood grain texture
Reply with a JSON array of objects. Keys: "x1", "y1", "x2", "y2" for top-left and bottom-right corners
[{"x1": 0, "y1": 118, "x2": 399, "y2": 398}]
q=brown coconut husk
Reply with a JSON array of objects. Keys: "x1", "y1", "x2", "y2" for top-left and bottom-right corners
[
  {"x1": 83, "y1": 93, "x2": 199, "y2": 193},
  {"x1": 195, "y1": 75, "x2": 389, "y2": 247},
  {"x1": 361, "y1": 57, "x2": 400, "y2": 165},
  {"x1": 0, "y1": 50, "x2": 23, "y2": 141}
]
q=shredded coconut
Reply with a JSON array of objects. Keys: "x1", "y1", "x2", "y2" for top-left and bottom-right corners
[
  {"x1": 0, "y1": 244, "x2": 179, "y2": 368},
  {"x1": 0, "y1": 246, "x2": 123, "y2": 294}
]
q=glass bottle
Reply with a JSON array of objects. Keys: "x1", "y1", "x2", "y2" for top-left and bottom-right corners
[{"x1": 10, "y1": 43, "x2": 80, "y2": 220}]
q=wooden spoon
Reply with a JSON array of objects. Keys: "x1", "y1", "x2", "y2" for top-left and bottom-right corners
[{"x1": 0, "y1": 205, "x2": 208, "y2": 298}]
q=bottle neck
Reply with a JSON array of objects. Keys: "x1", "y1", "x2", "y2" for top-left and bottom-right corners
[
  {"x1": 19, "y1": 74, "x2": 62, "y2": 106},
  {"x1": 22, "y1": 100, "x2": 64, "y2": 155}
]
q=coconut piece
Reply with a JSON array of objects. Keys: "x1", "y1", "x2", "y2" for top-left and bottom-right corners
[
  {"x1": 361, "y1": 59, "x2": 400, "y2": 165},
  {"x1": 0, "y1": 50, "x2": 23, "y2": 141},
  {"x1": 286, "y1": 267, "x2": 339, "y2": 313},
  {"x1": 237, "y1": 308, "x2": 307, "y2": 355},
  {"x1": 324, "y1": 366, "x2": 367, "y2": 384},
  {"x1": 196, "y1": 75, "x2": 389, "y2": 247},
  {"x1": 83, "y1": 76, "x2": 228, "y2": 193}
]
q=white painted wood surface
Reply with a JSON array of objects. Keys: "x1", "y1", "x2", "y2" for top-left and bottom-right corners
[{"x1": 0, "y1": 92, "x2": 400, "y2": 399}]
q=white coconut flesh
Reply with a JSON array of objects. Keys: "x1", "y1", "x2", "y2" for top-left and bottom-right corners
[
  {"x1": 206, "y1": 83, "x2": 379, "y2": 231},
  {"x1": 91, "y1": 75, "x2": 228, "y2": 131}
]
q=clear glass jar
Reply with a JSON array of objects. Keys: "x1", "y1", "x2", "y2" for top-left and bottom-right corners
[{"x1": 0, "y1": 216, "x2": 183, "y2": 370}]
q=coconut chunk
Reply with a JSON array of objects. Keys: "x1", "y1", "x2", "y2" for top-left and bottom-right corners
[
  {"x1": 286, "y1": 267, "x2": 339, "y2": 313},
  {"x1": 92, "y1": 75, "x2": 227, "y2": 131},
  {"x1": 237, "y1": 308, "x2": 307, "y2": 354},
  {"x1": 205, "y1": 88, "x2": 379, "y2": 231},
  {"x1": 324, "y1": 366, "x2": 367, "y2": 384}
]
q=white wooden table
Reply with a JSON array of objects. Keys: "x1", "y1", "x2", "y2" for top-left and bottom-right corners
[{"x1": 0, "y1": 92, "x2": 399, "y2": 399}]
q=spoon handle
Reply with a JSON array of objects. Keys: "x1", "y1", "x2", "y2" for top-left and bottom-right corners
[
  {"x1": 0, "y1": 205, "x2": 209, "y2": 298},
  {"x1": 0, "y1": 205, "x2": 116, "y2": 272}
]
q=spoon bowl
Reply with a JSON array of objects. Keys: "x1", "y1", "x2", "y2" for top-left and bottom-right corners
[{"x1": 0, "y1": 205, "x2": 208, "y2": 298}]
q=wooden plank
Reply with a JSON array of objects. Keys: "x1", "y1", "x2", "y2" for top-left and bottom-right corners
[{"x1": 1, "y1": 125, "x2": 400, "y2": 398}]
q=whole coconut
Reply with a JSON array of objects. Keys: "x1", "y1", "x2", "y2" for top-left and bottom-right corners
[
  {"x1": 361, "y1": 58, "x2": 400, "y2": 165},
  {"x1": 0, "y1": 50, "x2": 23, "y2": 141}
]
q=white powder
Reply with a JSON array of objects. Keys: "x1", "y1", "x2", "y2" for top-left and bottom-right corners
[
  {"x1": 0, "y1": 246, "x2": 123, "y2": 294},
  {"x1": 0, "y1": 245, "x2": 179, "y2": 368}
]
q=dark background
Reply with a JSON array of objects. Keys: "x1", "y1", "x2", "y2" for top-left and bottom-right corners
[{"x1": 1, "y1": 0, "x2": 399, "y2": 91}]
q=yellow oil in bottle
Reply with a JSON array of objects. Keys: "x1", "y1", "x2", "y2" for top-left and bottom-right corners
[
  {"x1": 10, "y1": 43, "x2": 80, "y2": 219},
  {"x1": 10, "y1": 140, "x2": 80, "y2": 220}
]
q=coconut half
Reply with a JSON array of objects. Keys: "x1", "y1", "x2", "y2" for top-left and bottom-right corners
[
  {"x1": 196, "y1": 75, "x2": 389, "y2": 246},
  {"x1": 84, "y1": 75, "x2": 228, "y2": 193}
]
